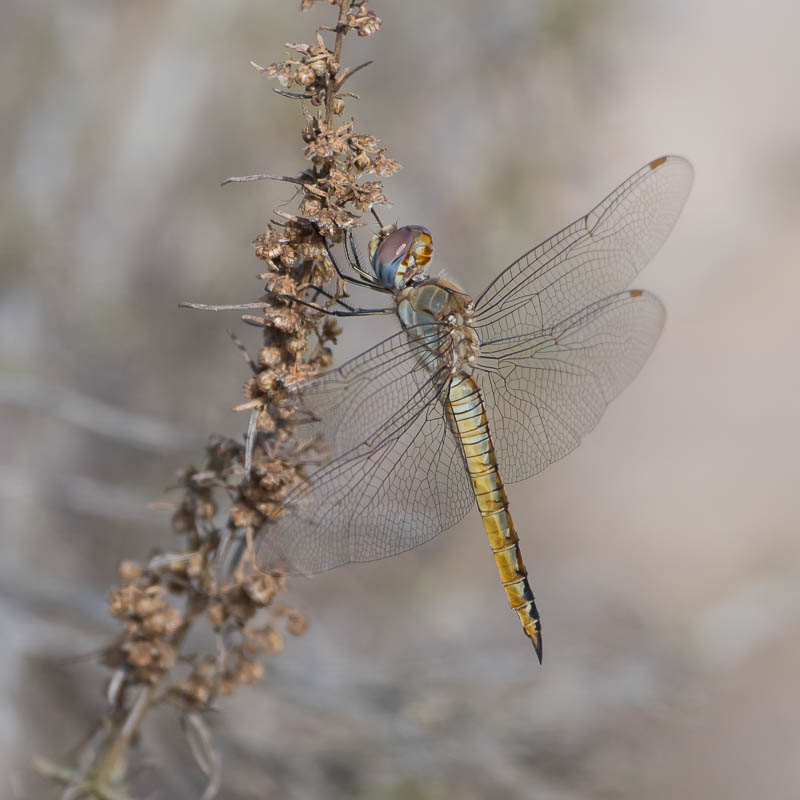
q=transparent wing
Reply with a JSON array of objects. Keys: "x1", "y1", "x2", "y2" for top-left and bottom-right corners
[
  {"x1": 470, "y1": 155, "x2": 690, "y2": 485},
  {"x1": 475, "y1": 290, "x2": 665, "y2": 485},
  {"x1": 256, "y1": 327, "x2": 475, "y2": 575},
  {"x1": 472, "y1": 155, "x2": 693, "y2": 338}
]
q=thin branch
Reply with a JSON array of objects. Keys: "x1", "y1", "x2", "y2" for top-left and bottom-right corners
[
  {"x1": 273, "y1": 88, "x2": 312, "y2": 100},
  {"x1": 0, "y1": 466, "x2": 164, "y2": 525},
  {"x1": 0, "y1": 375, "x2": 201, "y2": 451},
  {"x1": 232, "y1": 398, "x2": 262, "y2": 412},
  {"x1": 244, "y1": 408, "x2": 258, "y2": 478},
  {"x1": 240, "y1": 315, "x2": 268, "y2": 328},
  {"x1": 180, "y1": 301, "x2": 267, "y2": 311},
  {"x1": 335, "y1": 59, "x2": 373, "y2": 90},
  {"x1": 221, "y1": 173, "x2": 307, "y2": 187},
  {"x1": 227, "y1": 329, "x2": 258, "y2": 373}
]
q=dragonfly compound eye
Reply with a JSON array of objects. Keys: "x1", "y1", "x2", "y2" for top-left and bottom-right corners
[{"x1": 370, "y1": 225, "x2": 434, "y2": 290}]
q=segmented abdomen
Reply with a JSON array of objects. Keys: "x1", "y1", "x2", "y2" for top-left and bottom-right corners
[{"x1": 447, "y1": 373, "x2": 543, "y2": 662}]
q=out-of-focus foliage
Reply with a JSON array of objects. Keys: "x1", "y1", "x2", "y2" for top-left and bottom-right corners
[{"x1": 4, "y1": 0, "x2": 800, "y2": 798}]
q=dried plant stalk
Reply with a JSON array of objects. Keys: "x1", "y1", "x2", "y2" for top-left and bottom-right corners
[{"x1": 36, "y1": 2, "x2": 397, "y2": 797}]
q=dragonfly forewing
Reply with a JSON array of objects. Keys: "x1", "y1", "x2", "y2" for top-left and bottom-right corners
[{"x1": 473, "y1": 155, "x2": 692, "y2": 338}]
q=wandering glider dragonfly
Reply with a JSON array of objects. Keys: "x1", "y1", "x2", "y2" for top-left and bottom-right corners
[{"x1": 257, "y1": 155, "x2": 693, "y2": 661}]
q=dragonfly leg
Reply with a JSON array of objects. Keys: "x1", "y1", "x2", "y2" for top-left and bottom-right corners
[
  {"x1": 322, "y1": 236, "x2": 390, "y2": 294},
  {"x1": 272, "y1": 292, "x2": 394, "y2": 318},
  {"x1": 305, "y1": 284, "x2": 359, "y2": 310},
  {"x1": 344, "y1": 229, "x2": 375, "y2": 282}
]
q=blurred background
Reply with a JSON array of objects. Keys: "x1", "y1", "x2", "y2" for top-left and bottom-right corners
[{"x1": 3, "y1": 0, "x2": 799, "y2": 797}]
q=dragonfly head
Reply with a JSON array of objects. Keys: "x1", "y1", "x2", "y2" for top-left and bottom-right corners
[{"x1": 368, "y1": 224, "x2": 433, "y2": 290}]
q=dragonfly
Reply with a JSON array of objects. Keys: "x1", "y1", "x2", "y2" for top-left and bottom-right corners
[{"x1": 257, "y1": 155, "x2": 693, "y2": 662}]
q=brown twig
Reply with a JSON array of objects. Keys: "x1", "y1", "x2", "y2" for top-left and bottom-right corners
[
  {"x1": 220, "y1": 173, "x2": 307, "y2": 187},
  {"x1": 335, "y1": 59, "x2": 373, "y2": 90}
]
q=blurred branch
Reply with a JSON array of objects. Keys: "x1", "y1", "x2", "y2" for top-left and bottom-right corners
[
  {"x1": 692, "y1": 563, "x2": 800, "y2": 669},
  {"x1": 0, "y1": 466, "x2": 160, "y2": 524},
  {"x1": 0, "y1": 374, "x2": 202, "y2": 452}
]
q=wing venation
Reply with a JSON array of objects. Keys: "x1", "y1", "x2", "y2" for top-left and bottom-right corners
[{"x1": 256, "y1": 326, "x2": 475, "y2": 575}]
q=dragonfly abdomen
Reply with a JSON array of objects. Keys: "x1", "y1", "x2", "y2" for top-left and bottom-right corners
[{"x1": 447, "y1": 374, "x2": 543, "y2": 662}]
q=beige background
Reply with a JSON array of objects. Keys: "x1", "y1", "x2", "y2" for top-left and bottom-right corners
[{"x1": 3, "y1": 1, "x2": 799, "y2": 798}]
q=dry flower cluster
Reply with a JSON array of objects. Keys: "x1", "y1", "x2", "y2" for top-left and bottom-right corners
[{"x1": 36, "y1": 2, "x2": 396, "y2": 797}]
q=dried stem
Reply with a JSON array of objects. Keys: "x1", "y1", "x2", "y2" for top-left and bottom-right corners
[
  {"x1": 36, "y1": 1, "x2": 394, "y2": 797},
  {"x1": 326, "y1": 1, "x2": 354, "y2": 127}
]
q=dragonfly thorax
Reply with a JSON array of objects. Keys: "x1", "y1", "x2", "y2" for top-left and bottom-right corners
[
  {"x1": 396, "y1": 278, "x2": 480, "y2": 375},
  {"x1": 369, "y1": 224, "x2": 479, "y2": 373}
]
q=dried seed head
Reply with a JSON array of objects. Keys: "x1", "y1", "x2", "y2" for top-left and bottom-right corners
[
  {"x1": 237, "y1": 658, "x2": 264, "y2": 685},
  {"x1": 206, "y1": 601, "x2": 227, "y2": 628},
  {"x1": 119, "y1": 560, "x2": 143, "y2": 582},
  {"x1": 109, "y1": 585, "x2": 137, "y2": 618},
  {"x1": 223, "y1": 588, "x2": 258, "y2": 624},
  {"x1": 256, "y1": 369, "x2": 279, "y2": 394},
  {"x1": 243, "y1": 572, "x2": 281, "y2": 607},
  {"x1": 285, "y1": 609, "x2": 309, "y2": 636},
  {"x1": 257, "y1": 408, "x2": 276, "y2": 433},
  {"x1": 254, "y1": 230, "x2": 285, "y2": 262},
  {"x1": 316, "y1": 206, "x2": 355, "y2": 236},
  {"x1": 317, "y1": 347, "x2": 334, "y2": 369},
  {"x1": 229, "y1": 502, "x2": 261, "y2": 529},
  {"x1": 195, "y1": 496, "x2": 217, "y2": 520},
  {"x1": 187, "y1": 552, "x2": 204, "y2": 577},
  {"x1": 123, "y1": 641, "x2": 153, "y2": 668},
  {"x1": 243, "y1": 625, "x2": 284, "y2": 655},
  {"x1": 284, "y1": 336, "x2": 307, "y2": 356},
  {"x1": 300, "y1": 195, "x2": 323, "y2": 218},
  {"x1": 266, "y1": 61, "x2": 294, "y2": 88},
  {"x1": 322, "y1": 318, "x2": 342, "y2": 343},
  {"x1": 348, "y1": 7, "x2": 381, "y2": 37},
  {"x1": 242, "y1": 377, "x2": 260, "y2": 399},
  {"x1": 373, "y1": 151, "x2": 401, "y2": 177},
  {"x1": 352, "y1": 151, "x2": 371, "y2": 173},
  {"x1": 265, "y1": 306, "x2": 303, "y2": 334},
  {"x1": 171, "y1": 506, "x2": 195, "y2": 534},
  {"x1": 142, "y1": 607, "x2": 184, "y2": 637},
  {"x1": 295, "y1": 63, "x2": 315, "y2": 86},
  {"x1": 258, "y1": 346, "x2": 283, "y2": 367},
  {"x1": 120, "y1": 638, "x2": 178, "y2": 682},
  {"x1": 134, "y1": 585, "x2": 167, "y2": 615}
]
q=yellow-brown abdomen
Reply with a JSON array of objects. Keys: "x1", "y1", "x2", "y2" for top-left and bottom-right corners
[{"x1": 447, "y1": 374, "x2": 543, "y2": 661}]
